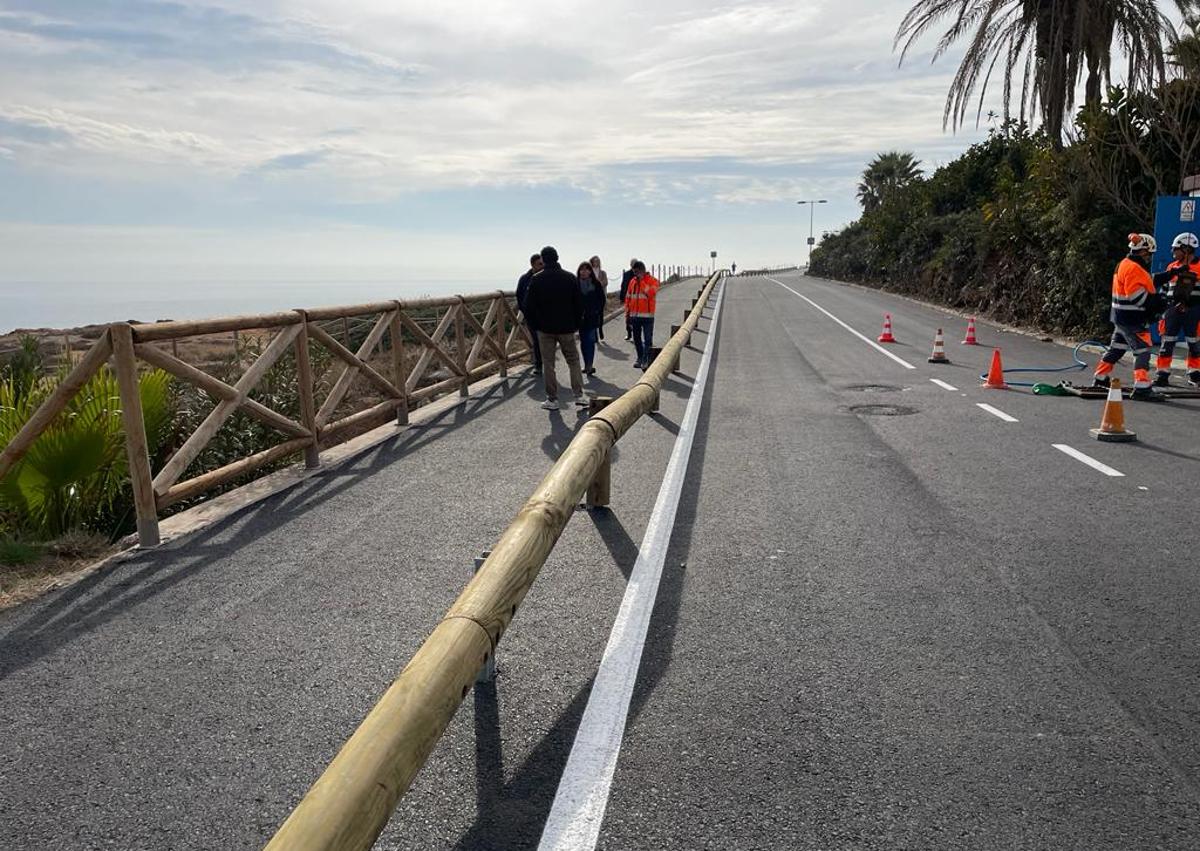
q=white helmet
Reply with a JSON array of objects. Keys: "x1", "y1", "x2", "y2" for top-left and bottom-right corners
[
  {"x1": 1128, "y1": 233, "x2": 1157, "y2": 252},
  {"x1": 1171, "y1": 232, "x2": 1199, "y2": 251}
]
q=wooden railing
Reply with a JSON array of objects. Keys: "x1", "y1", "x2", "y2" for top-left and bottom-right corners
[
  {"x1": 0, "y1": 290, "x2": 531, "y2": 546},
  {"x1": 262, "y1": 271, "x2": 724, "y2": 851}
]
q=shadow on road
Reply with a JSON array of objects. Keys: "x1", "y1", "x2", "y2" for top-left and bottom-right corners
[{"x1": 0, "y1": 376, "x2": 533, "y2": 681}]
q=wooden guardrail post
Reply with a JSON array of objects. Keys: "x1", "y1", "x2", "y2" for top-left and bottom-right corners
[
  {"x1": 495, "y1": 293, "x2": 508, "y2": 378},
  {"x1": 454, "y1": 299, "x2": 469, "y2": 398},
  {"x1": 111, "y1": 323, "x2": 162, "y2": 547},
  {"x1": 586, "y1": 397, "x2": 613, "y2": 508},
  {"x1": 473, "y1": 550, "x2": 496, "y2": 682},
  {"x1": 293, "y1": 314, "x2": 321, "y2": 469},
  {"x1": 389, "y1": 306, "x2": 409, "y2": 426},
  {"x1": 646, "y1": 349, "x2": 663, "y2": 412}
]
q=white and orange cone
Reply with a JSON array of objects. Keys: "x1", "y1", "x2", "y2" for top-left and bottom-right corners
[
  {"x1": 928, "y1": 328, "x2": 950, "y2": 364},
  {"x1": 877, "y1": 314, "x2": 897, "y2": 343},
  {"x1": 962, "y1": 317, "x2": 979, "y2": 345},
  {"x1": 1090, "y1": 378, "x2": 1137, "y2": 442}
]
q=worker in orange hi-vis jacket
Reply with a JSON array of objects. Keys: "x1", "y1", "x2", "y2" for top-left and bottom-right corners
[
  {"x1": 1092, "y1": 233, "x2": 1166, "y2": 402},
  {"x1": 1151, "y1": 232, "x2": 1200, "y2": 388},
  {"x1": 624, "y1": 260, "x2": 659, "y2": 370}
]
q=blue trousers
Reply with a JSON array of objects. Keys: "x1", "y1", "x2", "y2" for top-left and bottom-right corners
[
  {"x1": 579, "y1": 328, "x2": 598, "y2": 367},
  {"x1": 630, "y1": 317, "x2": 654, "y2": 365}
]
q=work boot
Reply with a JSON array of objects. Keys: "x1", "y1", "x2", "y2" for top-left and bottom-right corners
[
  {"x1": 1130, "y1": 386, "x2": 1167, "y2": 403},
  {"x1": 1090, "y1": 375, "x2": 1111, "y2": 389},
  {"x1": 1190, "y1": 371, "x2": 1200, "y2": 388},
  {"x1": 1152, "y1": 372, "x2": 1171, "y2": 387}
]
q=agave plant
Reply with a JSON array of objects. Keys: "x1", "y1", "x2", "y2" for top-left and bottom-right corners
[{"x1": 0, "y1": 363, "x2": 172, "y2": 540}]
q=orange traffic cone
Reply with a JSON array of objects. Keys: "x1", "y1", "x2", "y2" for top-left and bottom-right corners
[
  {"x1": 877, "y1": 314, "x2": 897, "y2": 343},
  {"x1": 1090, "y1": 378, "x2": 1136, "y2": 442},
  {"x1": 982, "y1": 349, "x2": 1008, "y2": 389},
  {"x1": 962, "y1": 316, "x2": 979, "y2": 345},
  {"x1": 928, "y1": 328, "x2": 950, "y2": 363}
]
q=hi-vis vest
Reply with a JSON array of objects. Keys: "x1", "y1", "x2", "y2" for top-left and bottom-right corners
[
  {"x1": 1110, "y1": 257, "x2": 1155, "y2": 325},
  {"x1": 625, "y1": 274, "x2": 659, "y2": 318},
  {"x1": 1163, "y1": 259, "x2": 1200, "y2": 306}
]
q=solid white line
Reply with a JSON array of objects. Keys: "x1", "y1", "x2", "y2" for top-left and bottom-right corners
[
  {"x1": 976, "y1": 402, "x2": 1018, "y2": 423},
  {"x1": 930, "y1": 378, "x2": 958, "y2": 391},
  {"x1": 765, "y1": 277, "x2": 916, "y2": 370},
  {"x1": 538, "y1": 278, "x2": 728, "y2": 851},
  {"x1": 1052, "y1": 444, "x2": 1125, "y2": 477}
]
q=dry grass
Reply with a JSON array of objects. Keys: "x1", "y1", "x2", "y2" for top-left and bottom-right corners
[{"x1": 0, "y1": 532, "x2": 119, "y2": 611}]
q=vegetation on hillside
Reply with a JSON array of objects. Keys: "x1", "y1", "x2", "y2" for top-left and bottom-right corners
[{"x1": 811, "y1": 5, "x2": 1200, "y2": 335}]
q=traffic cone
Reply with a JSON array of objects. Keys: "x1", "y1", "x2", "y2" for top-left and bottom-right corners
[
  {"x1": 928, "y1": 328, "x2": 950, "y2": 364},
  {"x1": 962, "y1": 317, "x2": 979, "y2": 345},
  {"x1": 877, "y1": 314, "x2": 897, "y2": 343},
  {"x1": 1090, "y1": 378, "x2": 1137, "y2": 442},
  {"x1": 982, "y1": 349, "x2": 1008, "y2": 389}
]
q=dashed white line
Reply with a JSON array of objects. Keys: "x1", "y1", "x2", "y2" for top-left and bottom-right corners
[
  {"x1": 976, "y1": 403, "x2": 1018, "y2": 423},
  {"x1": 1052, "y1": 444, "x2": 1125, "y2": 477},
  {"x1": 766, "y1": 277, "x2": 916, "y2": 370},
  {"x1": 930, "y1": 378, "x2": 958, "y2": 391},
  {"x1": 537, "y1": 278, "x2": 728, "y2": 851}
]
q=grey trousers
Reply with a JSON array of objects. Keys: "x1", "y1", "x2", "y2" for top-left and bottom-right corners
[{"x1": 537, "y1": 331, "x2": 584, "y2": 401}]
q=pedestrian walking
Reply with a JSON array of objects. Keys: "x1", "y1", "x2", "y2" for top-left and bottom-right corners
[
  {"x1": 516, "y1": 252, "x2": 544, "y2": 373},
  {"x1": 620, "y1": 258, "x2": 637, "y2": 341},
  {"x1": 625, "y1": 260, "x2": 660, "y2": 370},
  {"x1": 524, "y1": 246, "x2": 587, "y2": 410},
  {"x1": 590, "y1": 255, "x2": 609, "y2": 341},
  {"x1": 578, "y1": 260, "x2": 606, "y2": 376},
  {"x1": 1092, "y1": 233, "x2": 1166, "y2": 401},
  {"x1": 1151, "y1": 232, "x2": 1200, "y2": 387}
]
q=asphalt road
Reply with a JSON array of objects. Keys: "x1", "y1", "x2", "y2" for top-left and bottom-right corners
[{"x1": 3, "y1": 271, "x2": 1200, "y2": 850}]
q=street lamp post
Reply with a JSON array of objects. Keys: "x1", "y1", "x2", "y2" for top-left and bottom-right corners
[{"x1": 796, "y1": 199, "x2": 827, "y2": 266}]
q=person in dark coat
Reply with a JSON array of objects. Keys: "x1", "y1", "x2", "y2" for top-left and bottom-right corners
[
  {"x1": 516, "y1": 253, "x2": 544, "y2": 373},
  {"x1": 524, "y1": 246, "x2": 587, "y2": 410},
  {"x1": 620, "y1": 257, "x2": 637, "y2": 341},
  {"x1": 577, "y1": 260, "x2": 606, "y2": 375}
]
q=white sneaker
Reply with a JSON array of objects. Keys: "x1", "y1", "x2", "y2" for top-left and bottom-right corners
[
  {"x1": 574, "y1": 395, "x2": 590, "y2": 407},
  {"x1": 541, "y1": 399, "x2": 559, "y2": 410}
]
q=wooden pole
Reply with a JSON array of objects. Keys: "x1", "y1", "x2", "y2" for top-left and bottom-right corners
[
  {"x1": 294, "y1": 316, "x2": 321, "y2": 468},
  {"x1": 264, "y1": 272, "x2": 724, "y2": 851},
  {"x1": 454, "y1": 300, "x2": 468, "y2": 398},
  {"x1": 0, "y1": 333, "x2": 113, "y2": 481},
  {"x1": 110, "y1": 323, "x2": 161, "y2": 547},
  {"x1": 390, "y1": 307, "x2": 409, "y2": 426},
  {"x1": 587, "y1": 396, "x2": 613, "y2": 508},
  {"x1": 496, "y1": 294, "x2": 508, "y2": 378},
  {"x1": 342, "y1": 316, "x2": 352, "y2": 348}
]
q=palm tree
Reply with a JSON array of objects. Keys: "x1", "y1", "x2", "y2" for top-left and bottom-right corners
[
  {"x1": 857, "y1": 151, "x2": 923, "y2": 211},
  {"x1": 895, "y1": 0, "x2": 1189, "y2": 145}
]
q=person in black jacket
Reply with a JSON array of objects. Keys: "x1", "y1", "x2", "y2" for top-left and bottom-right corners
[
  {"x1": 515, "y1": 253, "x2": 543, "y2": 373},
  {"x1": 620, "y1": 258, "x2": 637, "y2": 341},
  {"x1": 577, "y1": 260, "x2": 607, "y2": 376},
  {"x1": 525, "y1": 246, "x2": 587, "y2": 410}
]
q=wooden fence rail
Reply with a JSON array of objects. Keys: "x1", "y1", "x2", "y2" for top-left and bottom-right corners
[
  {"x1": 0, "y1": 289, "x2": 533, "y2": 547},
  {"x1": 262, "y1": 271, "x2": 724, "y2": 851}
]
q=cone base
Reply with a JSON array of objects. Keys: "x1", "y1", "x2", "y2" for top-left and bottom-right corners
[
  {"x1": 1091, "y1": 427, "x2": 1137, "y2": 442},
  {"x1": 928, "y1": 355, "x2": 950, "y2": 363},
  {"x1": 982, "y1": 381, "x2": 1009, "y2": 389},
  {"x1": 961, "y1": 340, "x2": 979, "y2": 345}
]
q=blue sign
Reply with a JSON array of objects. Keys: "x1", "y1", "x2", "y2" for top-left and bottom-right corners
[{"x1": 1152, "y1": 195, "x2": 1198, "y2": 273}]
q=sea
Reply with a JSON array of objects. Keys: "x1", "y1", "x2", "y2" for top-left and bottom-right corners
[{"x1": 0, "y1": 279, "x2": 500, "y2": 334}]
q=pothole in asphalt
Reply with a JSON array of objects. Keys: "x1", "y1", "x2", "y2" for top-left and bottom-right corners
[
  {"x1": 848, "y1": 404, "x2": 919, "y2": 417},
  {"x1": 844, "y1": 383, "x2": 907, "y2": 393}
]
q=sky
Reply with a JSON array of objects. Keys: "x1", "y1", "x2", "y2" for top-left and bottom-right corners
[{"x1": 0, "y1": 0, "x2": 998, "y2": 287}]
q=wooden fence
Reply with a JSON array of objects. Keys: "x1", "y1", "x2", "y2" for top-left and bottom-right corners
[
  {"x1": 0, "y1": 290, "x2": 532, "y2": 547},
  {"x1": 262, "y1": 271, "x2": 724, "y2": 851}
]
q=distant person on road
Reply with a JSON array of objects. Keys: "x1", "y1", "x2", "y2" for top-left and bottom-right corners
[
  {"x1": 589, "y1": 255, "x2": 609, "y2": 341},
  {"x1": 516, "y1": 253, "x2": 544, "y2": 374},
  {"x1": 625, "y1": 260, "x2": 660, "y2": 370},
  {"x1": 620, "y1": 258, "x2": 637, "y2": 341},
  {"x1": 731, "y1": 262, "x2": 737, "y2": 275},
  {"x1": 525, "y1": 246, "x2": 587, "y2": 410},
  {"x1": 1151, "y1": 232, "x2": 1200, "y2": 388},
  {"x1": 1092, "y1": 233, "x2": 1165, "y2": 401},
  {"x1": 578, "y1": 260, "x2": 606, "y2": 377}
]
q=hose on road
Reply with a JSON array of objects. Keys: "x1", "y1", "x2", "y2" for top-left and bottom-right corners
[{"x1": 975, "y1": 340, "x2": 1109, "y2": 392}]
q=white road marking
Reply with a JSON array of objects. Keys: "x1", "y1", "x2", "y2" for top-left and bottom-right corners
[
  {"x1": 538, "y1": 278, "x2": 728, "y2": 851},
  {"x1": 1052, "y1": 444, "x2": 1125, "y2": 477},
  {"x1": 930, "y1": 378, "x2": 958, "y2": 391},
  {"x1": 976, "y1": 403, "x2": 1018, "y2": 423},
  {"x1": 766, "y1": 277, "x2": 916, "y2": 370}
]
